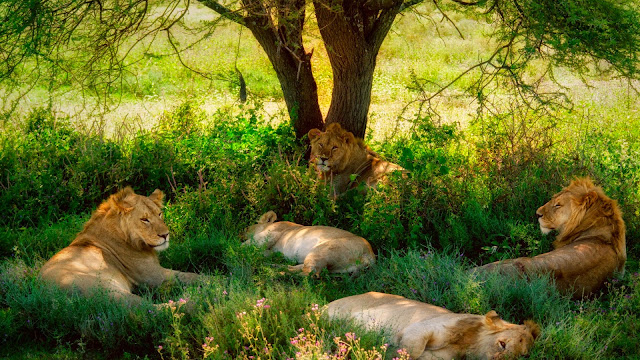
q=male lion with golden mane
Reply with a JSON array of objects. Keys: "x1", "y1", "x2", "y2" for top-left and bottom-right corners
[
  {"x1": 327, "y1": 292, "x2": 540, "y2": 360},
  {"x1": 474, "y1": 178, "x2": 626, "y2": 299},
  {"x1": 308, "y1": 123, "x2": 405, "y2": 196},
  {"x1": 40, "y1": 187, "x2": 199, "y2": 306},
  {"x1": 243, "y1": 211, "x2": 375, "y2": 276}
]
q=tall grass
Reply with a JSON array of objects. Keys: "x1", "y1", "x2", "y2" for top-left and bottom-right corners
[{"x1": 1, "y1": 99, "x2": 639, "y2": 358}]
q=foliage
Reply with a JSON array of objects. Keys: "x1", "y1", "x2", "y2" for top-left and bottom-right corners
[{"x1": 1, "y1": 101, "x2": 640, "y2": 358}]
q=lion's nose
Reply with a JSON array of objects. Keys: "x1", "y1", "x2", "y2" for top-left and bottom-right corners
[
  {"x1": 535, "y1": 212, "x2": 543, "y2": 219},
  {"x1": 159, "y1": 233, "x2": 169, "y2": 240}
]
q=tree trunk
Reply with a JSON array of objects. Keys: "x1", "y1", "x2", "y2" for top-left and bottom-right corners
[
  {"x1": 241, "y1": 0, "x2": 325, "y2": 138},
  {"x1": 314, "y1": 0, "x2": 401, "y2": 138}
]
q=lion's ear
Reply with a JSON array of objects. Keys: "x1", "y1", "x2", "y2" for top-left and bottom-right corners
[
  {"x1": 259, "y1": 211, "x2": 277, "y2": 224},
  {"x1": 149, "y1": 189, "x2": 165, "y2": 207},
  {"x1": 100, "y1": 187, "x2": 135, "y2": 215},
  {"x1": 308, "y1": 128, "x2": 322, "y2": 140},
  {"x1": 524, "y1": 320, "x2": 541, "y2": 339},
  {"x1": 342, "y1": 131, "x2": 356, "y2": 145},
  {"x1": 484, "y1": 310, "x2": 505, "y2": 329}
]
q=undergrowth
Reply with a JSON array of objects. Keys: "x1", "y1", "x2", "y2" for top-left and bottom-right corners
[{"x1": 1, "y1": 102, "x2": 639, "y2": 358}]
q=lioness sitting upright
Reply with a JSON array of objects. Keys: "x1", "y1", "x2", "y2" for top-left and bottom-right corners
[
  {"x1": 327, "y1": 292, "x2": 540, "y2": 360},
  {"x1": 40, "y1": 187, "x2": 199, "y2": 306},
  {"x1": 474, "y1": 178, "x2": 626, "y2": 299},
  {"x1": 243, "y1": 211, "x2": 375, "y2": 276},
  {"x1": 308, "y1": 123, "x2": 405, "y2": 197}
]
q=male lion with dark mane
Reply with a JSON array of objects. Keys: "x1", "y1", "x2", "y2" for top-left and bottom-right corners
[
  {"x1": 40, "y1": 187, "x2": 199, "y2": 307},
  {"x1": 308, "y1": 123, "x2": 405, "y2": 197},
  {"x1": 327, "y1": 292, "x2": 540, "y2": 360},
  {"x1": 474, "y1": 178, "x2": 626, "y2": 299}
]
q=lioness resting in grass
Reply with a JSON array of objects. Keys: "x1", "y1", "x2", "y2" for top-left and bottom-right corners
[
  {"x1": 308, "y1": 123, "x2": 406, "y2": 197},
  {"x1": 243, "y1": 211, "x2": 375, "y2": 275},
  {"x1": 327, "y1": 292, "x2": 540, "y2": 360},
  {"x1": 40, "y1": 187, "x2": 199, "y2": 307},
  {"x1": 474, "y1": 178, "x2": 626, "y2": 299}
]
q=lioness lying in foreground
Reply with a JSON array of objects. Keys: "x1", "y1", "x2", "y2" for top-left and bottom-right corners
[
  {"x1": 243, "y1": 211, "x2": 375, "y2": 275},
  {"x1": 308, "y1": 123, "x2": 405, "y2": 196},
  {"x1": 40, "y1": 187, "x2": 199, "y2": 307},
  {"x1": 327, "y1": 292, "x2": 539, "y2": 360},
  {"x1": 474, "y1": 178, "x2": 626, "y2": 299}
]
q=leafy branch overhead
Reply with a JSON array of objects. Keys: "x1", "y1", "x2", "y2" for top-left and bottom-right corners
[{"x1": 1, "y1": 0, "x2": 640, "y2": 136}]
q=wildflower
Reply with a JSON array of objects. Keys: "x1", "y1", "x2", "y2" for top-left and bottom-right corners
[
  {"x1": 410, "y1": 288, "x2": 417, "y2": 294},
  {"x1": 255, "y1": 297, "x2": 268, "y2": 308},
  {"x1": 223, "y1": 290, "x2": 228, "y2": 295},
  {"x1": 345, "y1": 332, "x2": 356, "y2": 341},
  {"x1": 311, "y1": 303, "x2": 319, "y2": 311},
  {"x1": 298, "y1": 328, "x2": 304, "y2": 333},
  {"x1": 179, "y1": 298, "x2": 187, "y2": 304},
  {"x1": 157, "y1": 345, "x2": 163, "y2": 350}
]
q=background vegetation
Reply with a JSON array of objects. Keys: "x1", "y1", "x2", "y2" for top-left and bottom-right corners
[{"x1": 1, "y1": 3, "x2": 640, "y2": 359}]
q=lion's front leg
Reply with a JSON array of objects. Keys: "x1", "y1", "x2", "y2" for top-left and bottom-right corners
[
  {"x1": 473, "y1": 257, "x2": 533, "y2": 277},
  {"x1": 163, "y1": 268, "x2": 200, "y2": 285}
]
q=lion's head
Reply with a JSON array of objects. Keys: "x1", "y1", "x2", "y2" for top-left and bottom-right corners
[
  {"x1": 536, "y1": 178, "x2": 626, "y2": 258},
  {"x1": 308, "y1": 123, "x2": 365, "y2": 175},
  {"x1": 462, "y1": 311, "x2": 540, "y2": 359},
  {"x1": 95, "y1": 187, "x2": 170, "y2": 251},
  {"x1": 244, "y1": 210, "x2": 278, "y2": 246}
]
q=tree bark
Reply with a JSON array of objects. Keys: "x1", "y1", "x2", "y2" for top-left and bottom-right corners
[
  {"x1": 314, "y1": 0, "x2": 402, "y2": 138},
  {"x1": 240, "y1": 0, "x2": 325, "y2": 138}
]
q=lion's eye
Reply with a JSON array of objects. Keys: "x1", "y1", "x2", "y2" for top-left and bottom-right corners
[
  {"x1": 141, "y1": 218, "x2": 150, "y2": 223},
  {"x1": 332, "y1": 146, "x2": 338, "y2": 151},
  {"x1": 554, "y1": 203, "x2": 562, "y2": 208},
  {"x1": 319, "y1": 143, "x2": 323, "y2": 148},
  {"x1": 159, "y1": 213, "x2": 162, "y2": 217}
]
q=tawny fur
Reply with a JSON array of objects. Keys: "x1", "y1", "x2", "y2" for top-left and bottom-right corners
[
  {"x1": 243, "y1": 211, "x2": 375, "y2": 276},
  {"x1": 475, "y1": 178, "x2": 626, "y2": 299},
  {"x1": 40, "y1": 187, "x2": 199, "y2": 307},
  {"x1": 326, "y1": 292, "x2": 539, "y2": 360},
  {"x1": 308, "y1": 123, "x2": 406, "y2": 197}
]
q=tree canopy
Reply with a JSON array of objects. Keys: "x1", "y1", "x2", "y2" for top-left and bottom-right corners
[{"x1": 2, "y1": 0, "x2": 640, "y2": 137}]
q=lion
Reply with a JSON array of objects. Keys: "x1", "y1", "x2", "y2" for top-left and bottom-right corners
[
  {"x1": 243, "y1": 211, "x2": 375, "y2": 275},
  {"x1": 308, "y1": 123, "x2": 405, "y2": 197},
  {"x1": 40, "y1": 187, "x2": 199, "y2": 307},
  {"x1": 327, "y1": 292, "x2": 540, "y2": 360},
  {"x1": 474, "y1": 178, "x2": 626, "y2": 299}
]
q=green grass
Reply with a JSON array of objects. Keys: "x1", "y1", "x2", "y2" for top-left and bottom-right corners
[
  {"x1": 0, "y1": 99, "x2": 639, "y2": 358},
  {"x1": 1, "y1": 2, "x2": 640, "y2": 358}
]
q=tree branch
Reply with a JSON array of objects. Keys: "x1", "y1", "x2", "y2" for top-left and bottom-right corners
[
  {"x1": 199, "y1": 0, "x2": 245, "y2": 25},
  {"x1": 399, "y1": 0, "x2": 424, "y2": 12},
  {"x1": 450, "y1": 0, "x2": 481, "y2": 5}
]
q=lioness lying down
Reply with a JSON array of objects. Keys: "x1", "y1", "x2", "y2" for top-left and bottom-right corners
[
  {"x1": 243, "y1": 211, "x2": 375, "y2": 275},
  {"x1": 308, "y1": 123, "x2": 406, "y2": 196},
  {"x1": 474, "y1": 178, "x2": 626, "y2": 299},
  {"x1": 40, "y1": 187, "x2": 199, "y2": 307},
  {"x1": 327, "y1": 292, "x2": 539, "y2": 360}
]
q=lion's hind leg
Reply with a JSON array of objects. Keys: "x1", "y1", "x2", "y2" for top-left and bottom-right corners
[{"x1": 287, "y1": 255, "x2": 326, "y2": 277}]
